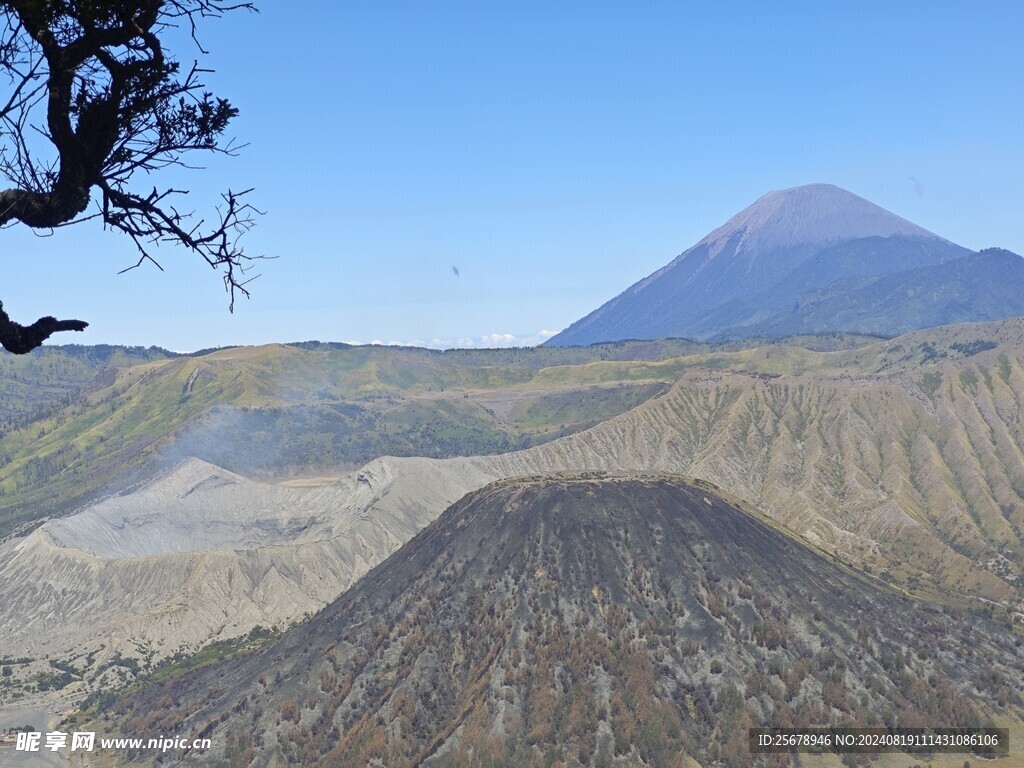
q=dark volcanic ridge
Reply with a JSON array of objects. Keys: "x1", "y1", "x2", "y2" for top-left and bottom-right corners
[
  {"x1": 110, "y1": 475, "x2": 1023, "y2": 767},
  {"x1": 547, "y1": 184, "x2": 1024, "y2": 345}
]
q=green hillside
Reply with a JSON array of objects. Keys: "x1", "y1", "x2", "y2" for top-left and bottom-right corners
[
  {"x1": 2, "y1": 322, "x2": 1018, "y2": 542},
  {"x1": 0, "y1": 344, "x2": 172, "y2": 425},
  {"x1": 0, "y1": 341, "x2": 711, "y2": 536}
]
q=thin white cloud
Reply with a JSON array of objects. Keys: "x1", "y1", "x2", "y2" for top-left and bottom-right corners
[
  {"x1": 427, "y1": 330, "x2": 564, "y2": 349},
  {"x1": 481, "y1": 333, "x2": 517, "y2": 346},
  {"x1": 341, "y1": 330, "x2": 564, "y2": 350}
]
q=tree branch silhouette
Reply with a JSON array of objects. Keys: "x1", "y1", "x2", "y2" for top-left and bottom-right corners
[{"x1": 0, "y1": 0, "x2": 259, "y2": 353}]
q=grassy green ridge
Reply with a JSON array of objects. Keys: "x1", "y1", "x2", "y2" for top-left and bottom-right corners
[
  {"x1": 0, "y1": 356, "x2": 250, "y2": 533},
  {"x1": 0, "y1": 342, "x2": 694, "y2": 536},
  {"x1": 0, "y1": 344, "x2": 171, "y2": 425},
  {"x1": 1, "y1": 322, "x2": 1019, "y2": 538}
]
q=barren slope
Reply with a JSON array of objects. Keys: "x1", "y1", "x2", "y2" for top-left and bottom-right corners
[
  {"x1": 0, "y1": 457, "x2": 496, "y2": 691},
  {"x1": 109, "y1": 477, "x2": 1024, "y2": 767}
]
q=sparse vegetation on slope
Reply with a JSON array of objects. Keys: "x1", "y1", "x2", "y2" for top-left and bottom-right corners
[
  {"x1": 106, "y1": 477, "x2": 1024, "y2": 767},
  {"x1": 0, "y1": 344, "x2": 171, "y2": 424}
]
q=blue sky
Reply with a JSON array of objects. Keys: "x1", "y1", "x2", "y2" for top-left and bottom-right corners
[{"x1": 4, "y1": 2, "x2": 1023, "y2": 350}]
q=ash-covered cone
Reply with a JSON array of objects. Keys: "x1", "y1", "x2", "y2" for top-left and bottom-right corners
[{"x1": 111, "y1": 475, "x2": 1021, "y2": 766}]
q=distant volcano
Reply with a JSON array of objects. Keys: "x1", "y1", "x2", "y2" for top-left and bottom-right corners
[{"x1": 547, "y1": 184, "x2": 1024, "y2": 345}]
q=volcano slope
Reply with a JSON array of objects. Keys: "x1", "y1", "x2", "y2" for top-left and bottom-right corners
[{"x1": 110, "y1": 476, "x2": 1024, "y2": 767}]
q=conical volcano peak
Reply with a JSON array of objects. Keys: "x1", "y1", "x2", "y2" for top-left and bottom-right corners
[
  {"x1": 700, "y1": 183, "x2": 939, "y2": 256},
  {"x1": 545, "y1": 182, "x2": 1007, "y2": 346},
  {"x1": 113, "y1": 475, "x2": 1022, "y2": 766}
]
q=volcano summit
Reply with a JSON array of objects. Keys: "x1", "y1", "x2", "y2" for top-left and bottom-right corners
[{"x1": 547, "y1": 184, "x2": 1024, "y2": 345}]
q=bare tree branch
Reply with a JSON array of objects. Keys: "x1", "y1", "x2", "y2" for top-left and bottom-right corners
[{"x1": 0, "y1": 0, "x2": 259, "y2": 352}]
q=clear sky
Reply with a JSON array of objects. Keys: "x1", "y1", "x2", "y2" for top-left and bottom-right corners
[{"x1": 4, "y1": 2, "x2": 1023, "y2": 351}]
